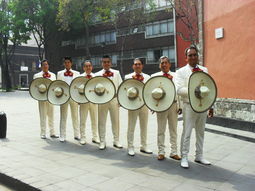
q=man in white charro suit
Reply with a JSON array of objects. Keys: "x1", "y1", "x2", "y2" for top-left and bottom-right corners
[
  {"x1": 95, "y1": 55, "x2": 123, "y2": 150},
  {"x1": 57, "y1": 57, "x2": 80, "y2": 142},
  {"x1": 176, "y1": 46, "x2": 213, "y2": 168},
  {"x1": 33, "y1": 59, "x2": 58, "y2": 139},
  {"x1": 124, "y1": 58, "x2": 152, "y2": 156},
  {"x1": 79, "y1": 60, "x2": 100, "y2": 145},
  {"x1": 151, "y1": 56, "x2": 182, "y2": 161}
]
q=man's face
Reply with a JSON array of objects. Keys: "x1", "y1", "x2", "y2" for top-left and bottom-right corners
[
  {"x1": 186, "y1": 48, "x2": 198, "y2": 67},
  {"x1": 41, "y1": 61, "x2": 49, "y2": 72},
  {"x1": 83, "y1": 62, "x2": 93, "y2": 74},
  {"x1": 159, "y1": 58, "x2": 171, "y2": 73},
  {"x1": 102, "y1": 58, "x2": 112, "y2": 70},
  {"x1": 64, "y1": 59, "x2": 72, "y2": 70},
  {"x1": 132, "y1": 59, "x2": 143, "y2": 73}
]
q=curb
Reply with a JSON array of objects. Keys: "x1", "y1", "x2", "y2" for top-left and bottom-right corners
[
  {"x1": 206, "y1": 116, "x2": 255, "y2": 133},
  {"x1": 0, "y1": 173, "x2": 40, "y2": 191}
]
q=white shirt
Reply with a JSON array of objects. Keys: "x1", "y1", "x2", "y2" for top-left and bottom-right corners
[
  {"x1": 151, "y1": 70, "x2": 178, "y2": 101},
  {"x1": 80, "y1": 72, "x2": 95, "y2": 78},
  {"x1": 176, "y1": 64, "x2": 208, "y2": 103},
  {"x1": 57, "y1": 69, "x2": 80, "y2": 85},
  {"x1": 95, "y1": 68, "x2": 122, "y2": 90},
  {"x1": 124, "y1": 72, "x2": 150, "y2": 83},
  {"x1": 33, "y1": 71, "x2": 56, "y2": 81}
]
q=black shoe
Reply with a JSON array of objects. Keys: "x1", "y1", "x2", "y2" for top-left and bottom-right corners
[
  {"x1": 140, "y1": 149, "x2": 153, "y2": 154},
  {"x1": 113, "y1": 144, "x2": 123, "y2": 149},
  {"x1": 50, "y1": 135, "x2": 59, "y2": 138},
  {"x1": 74, "y1": 137, "x2": 80, "y2": 141},
  {"x1": 92, "y1": 139, "x2": 100, "y2": 144}
]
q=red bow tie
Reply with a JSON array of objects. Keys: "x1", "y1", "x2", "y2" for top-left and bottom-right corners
[
  {"x1": 132, "y1": 73, "x2": 144, "y2": 82},
  {"x1": 103, "y1": 71, "x2": 114, "y2": 77},
  {"x1": 64, "y1": 70, "x2": 73, "y2": 77},
  {"x1": 43, "y1": 72, "x2": 51, "y2": 78},
  {"x1": 192, "y1": 66, "x2": 203, "y2": 72},
  {"x1": 163, "y1": 73, "x2": 173, "y2": 79},
  {"x1": 86, "y1": 74, "x2": 92, "y2": 79}
]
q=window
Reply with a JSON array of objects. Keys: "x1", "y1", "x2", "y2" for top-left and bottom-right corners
[
  {"x1": 161, "y1": 22, "x2": 168, "y2": 33},
  {"x1": 93, "y1": 31, "x2": 116, "y2": 45},
  {"x1": 146, "y1": 19, "x2": 174, "y2": 38},
  {"x1": 31, "y1": 61, "x2": 36, "y2": 71},
  {"x1": 75, "y1": 31, "x2": 116, "y2": 49},
  {"x1": 147, "y1": 50, "x2": 154, "y2": 61},
  {"x1": 90, "y1": 54, "x2": 118, "y2": 68},
  {"x1": 61, "y1": 40, "x2": 74, "y2": 47},
  {"x1": 117, "y1": 25, "x2": 145, "y2": 36},
  {"x1": 72, "y1": 57, "x2": 85, "y2": 70},
  {"x1": 105, "y1": 32, "x2": 111, "y2": 42},
  {"x1": 147, "y1": 47, "x2": 175, "y2": 64},
  {"x1": 149, "y1": 0, "x2": 171, "y2": 8}
]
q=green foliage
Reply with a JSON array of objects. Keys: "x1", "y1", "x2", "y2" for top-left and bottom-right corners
[
  {"x1": 0, "y1": 0, "x2": 30, "y2": 46},
  {"x1": 57, "y1": 0, "x2": 95, "y2": 31},
  {"x1": 11, "y1": 0, "x2": 59, "y2": 42},
  {"x1": 57, "y1": 0, "x2": 155, "y2": 31}
]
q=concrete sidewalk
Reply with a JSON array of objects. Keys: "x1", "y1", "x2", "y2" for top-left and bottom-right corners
[{"x1": 0, "y1": 91, "x2": 255, "y2": 191}]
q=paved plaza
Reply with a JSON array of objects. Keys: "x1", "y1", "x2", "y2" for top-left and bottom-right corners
[{"x1": 0, "y1": 91, "x2": 255, "y2": 191}]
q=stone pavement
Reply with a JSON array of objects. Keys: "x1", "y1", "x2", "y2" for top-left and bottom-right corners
[{"x1": 0, "y1": 91, "x2": 255, "y2": 191}]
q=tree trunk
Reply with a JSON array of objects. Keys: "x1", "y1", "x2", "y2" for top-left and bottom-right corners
[
  {"x1": 2, "y1": 37, "x2": 12, "y2": 91},
  {"x1": 84, "y1": 23, "x2": 91, "y2": 59},
  {"x1": 44, "y1": 30, "x2": 63, "y2": 73}
]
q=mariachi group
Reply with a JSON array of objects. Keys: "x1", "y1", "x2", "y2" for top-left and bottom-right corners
[{"x1": 30, "y1": 46, "x2": 217, "y2": 169}]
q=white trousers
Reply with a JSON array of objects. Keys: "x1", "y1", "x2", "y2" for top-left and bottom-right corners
[
  {"x1": 127, "y1": 105, "x2": 148, "y2": 149},
  {"x1": 38, "y1": 101, "x2": 55, "y2": 136},
  {"x1": 98, "y1": 98, "x2": 120, "y2": 143},
  {"x1": 181, "y1": 103, "x2": 207, "y2": 158},
  {"x1": 60, "y1": 99, "x2": 79, "y2": 138},
  {"x1": 156, "y1": 102, "x2": 178, "y2": 155},
  {"x1": 79, "y1": 102, "x2": 99, "y2": 140}
]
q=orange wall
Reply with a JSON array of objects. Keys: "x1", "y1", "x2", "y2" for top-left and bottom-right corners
[
  {"x1": 204, "y1": 0, "x2": 255, "y2": 100},
  {"x1": 175, "y1": 0, "x2": 198, "y2": 68}
]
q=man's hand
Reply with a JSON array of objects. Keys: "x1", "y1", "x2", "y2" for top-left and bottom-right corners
[
  {"x1": 208, "y1": 108, "x2": 214, "y2": 118},
  {"x1": 177, "y1": 108, "x2": 182, "y2": 115}
]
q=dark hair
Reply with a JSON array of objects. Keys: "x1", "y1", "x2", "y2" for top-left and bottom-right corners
[
  {"x1": 63, "y1": 56, "x2": 72, "y2": 63},
  {"x1": 185, "y1": 45, "x2": 198, "y2": 56},
  {"x1": 102, "y1": 55, "x2": 111, "y2": 59},
  {"x1": 83, "y1": 60, "x2": 93, "y2": 67},
  {"x1": 41, "y1": 59, "x2": 48, "y2": 65},
  {"x1": 134, "y1": 58, "x2": 144, "y2": 65}
]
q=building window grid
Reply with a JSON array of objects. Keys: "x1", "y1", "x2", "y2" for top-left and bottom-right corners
[
  {"x1": 146, "y1": 19, "x2": 174, "y2": 38},
  {"x1": 73, "y1": 54, "x2": 118, "y2": 69},
  {"x1": 147, "y1": 46, "x2": 175, "y2": 64},
  {"x1": 74, "y1": 31, "x2": 117, "y2": 49}
]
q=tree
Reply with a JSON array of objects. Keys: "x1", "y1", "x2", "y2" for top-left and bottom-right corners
[
  {"x1": 57, "y1": 0, "x2": 154, "y2": 75},
  {"x1": 168, "y1": 0, "x2": 198, "y2": 45},
  {"x1": 57, "y1": 0, "x2": 97, "y2": 59},
  {"x1": 0, "y1": 0, "x2": 30, "y2": 91},
  {"x1": 12, "y1": 0, "x2": 62, "y2": 72},
  {"x1": 96, "y1": 0, "x2": 155, "y2": 75}
]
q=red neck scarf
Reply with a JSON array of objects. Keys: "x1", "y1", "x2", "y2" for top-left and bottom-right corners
[
  {"x1": 132, "y1": 73, "x2": 144, "y2": 82},
  {"x1": 43, "y1": 72, "x2": 51, "y2": 78}
]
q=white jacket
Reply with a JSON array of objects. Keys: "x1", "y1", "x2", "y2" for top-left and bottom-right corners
[
  {"x1": 124, "y1": 72, "x2": 150, "y2": 83},
  {"x1": 95, "y1": 68, "x2": 123, "y2": 91},
  {"x1": 176, "y1": 64, "x2": 208, "y2": 103},
  {"x1": 57, "y1": 69, "x2": 80, "y2": 85},
  {"x1": 33, "y1": 71, "x2": 56, "y2": 81},
  {"x1": 79, "y1": 72, "x2": 95, "y2": 78}
]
